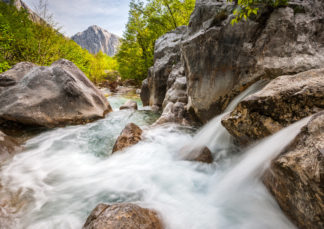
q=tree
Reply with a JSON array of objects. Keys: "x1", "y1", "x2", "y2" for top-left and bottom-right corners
[
  {"x1": 228, "y1": 0, "x2": 288, "y2": 24},
  {"x1": 116, "y1": 0, "x2": 195, "y2": 82}
]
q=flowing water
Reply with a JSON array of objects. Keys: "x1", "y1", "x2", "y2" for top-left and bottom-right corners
[{"x1": 0, "y1": 86, "x2": 305, "y2": 229}]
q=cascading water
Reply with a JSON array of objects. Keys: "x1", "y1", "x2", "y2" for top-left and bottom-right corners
[{"x1": 0, "y1": 87, "x2": 303, "y2": 229}]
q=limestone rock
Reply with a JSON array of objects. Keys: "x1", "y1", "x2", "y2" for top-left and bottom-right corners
[
  {"x1": 112, "y1": 123, "x2": 142, "y2": 153},
  {"x1": 83, "y1": 203, "x2": 163, "y2": 229},
  {"x1": 263, "y1": 111, "x2": 324, "y2": 229},
  {"x1": 144, "y1": 26, "x2": 187, "y2": 107},
  {"x1": 0, "y1": 59, "x2": 112, "y2": 129},
  {"x1": 72, "y1": 25, "x2": 120, "y2": 56},
  {"x1": 183, "y1": 0, "x2": 324, "y2": 123},
  {"x1": 0, "y1": 62, "x2": 36, "y2": 87},
  {"x1": 0, "y1": 131, "x2": 21, "y2": 161},
  {"x1": 222, "y1": 68, "x2": 324, "y2": 144},
  {"x1": 154, "y1": 102, "x2": 189, "y2": 126},
  {"x1": 140, "y1": 78, "x2": 150, "y2": 106},
  {"x1": 119, "y1": 100, "x2": 138, "y2": 110}
]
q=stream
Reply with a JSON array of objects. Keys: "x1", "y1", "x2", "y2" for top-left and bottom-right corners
[{"x1": 0, "y1": 86, "x2": 303, "y2": 229}]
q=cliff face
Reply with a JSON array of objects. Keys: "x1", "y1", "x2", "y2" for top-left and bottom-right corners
[
  {"x1": 141, "y1": 0, "x2": 324, "y2": 123},
  {"x1": 71, "y1": 25, "x2": 120, "y2": 56}
]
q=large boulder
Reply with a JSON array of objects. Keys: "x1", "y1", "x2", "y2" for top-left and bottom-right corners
[
  {"x1": 222, "y1": 68, "x2": 324, "y2": 144},
  {"x1": 0, "y1": 62, "x2": 36, "y2": 87},
  {"x1": 0, "y1": 131, "x2": 21, "y2": 161},
  {"x1": 182, "y1": 0, "x2": 324, "y2": 123},
  {"x1": 0, "y1": 59, "x2": 112, "y2": 129},
  {"x1": 112, "y1": 123, "x2": 142, "y2": 153},
  {"x1": 83, "y1": 203, "x2": 163, "y2": 229},
  {"x1": 263, "y1": 111, "x2": 324, "y2": 229},
  {"x1": 143, "y1": 26, "x2": 187, "y2": 108}
]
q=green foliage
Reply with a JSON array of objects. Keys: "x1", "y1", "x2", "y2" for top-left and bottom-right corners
[
  {"x1": 0, "y1": 1, "x2": 118, "y2": 84},
  {"x1": 228, "y1": 0, "x2": 288, "y2": 25},
  {"x1": 116, "y1": 0, "x2": 195, "y2": 82}
]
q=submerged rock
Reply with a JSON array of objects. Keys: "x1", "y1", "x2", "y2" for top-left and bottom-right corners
[
  {"x1": 112, "y1": 123, "x2": 142, "y2": 153},
  {"x1": 119, "y1": 100, "x2": 138, "y2": 110},
  {"x1": 222, "y1": 68, "x2": 324, "y2": 144},
  {"x1": 0, "y1": 131, "x2": 22, "y2": 162},
  {"x1": 83, "y1": 203, "x2": 163, "y2": 229},
  {"x1": 0, "y1": 59, "x2": 112, "y2": 129},
  {"x1": 263, "y1": 111, "x2": 324, "y2": 229},
  {"x1": 180, "y1": 145, "x2": 213, "y2": 164}
]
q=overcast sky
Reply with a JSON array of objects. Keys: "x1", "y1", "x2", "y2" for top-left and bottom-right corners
[{"x1": 24, "y1": 0, "x2": 131, "y2": 37}]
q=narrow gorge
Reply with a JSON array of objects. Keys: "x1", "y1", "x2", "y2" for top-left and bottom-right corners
[{"x1": 0, "y1": 0, "x2": 323, "y2": 229}]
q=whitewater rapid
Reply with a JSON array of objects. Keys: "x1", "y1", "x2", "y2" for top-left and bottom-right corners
[{"x1": 0, "y1": 89, "x2": 301, "y2": 229}]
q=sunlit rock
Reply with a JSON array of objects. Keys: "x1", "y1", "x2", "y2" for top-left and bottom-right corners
[
  {"x1": 83, "y1": 203, "x2": 163, "y2": 229},
  {"x1": 222, "y1": 68, "x2": 324, "y2": 144},
  {"x1": 263, "y1": 111, "x2": 324, "y2": 229},
  {"x1": 112, "y1": 123, "x2": 142, "y2": 153}
]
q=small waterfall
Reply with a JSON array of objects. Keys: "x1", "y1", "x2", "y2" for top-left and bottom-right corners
[{"x1": 181, "y1": 80, "x2": 268, "y2": 160}]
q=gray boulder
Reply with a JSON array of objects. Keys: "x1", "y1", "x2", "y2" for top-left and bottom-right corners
[{"x1": 0, "y1": 59, "x2": 112, "y2": 128}]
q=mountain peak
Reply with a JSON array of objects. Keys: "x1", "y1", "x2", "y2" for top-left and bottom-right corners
[{"x1": 71, "y1": 25, "x2": 120, "y2": 56}]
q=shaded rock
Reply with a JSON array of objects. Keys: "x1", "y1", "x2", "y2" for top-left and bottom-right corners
[
  {"x1": 179, "y1": 145, "x2": 213, "y2": 164},
  {"x1": 83, "y1": 203, "x2": 163, "y2": 229},
  {"x1": 222, "y1": 68, "x2": 324, "y2": 144},
  {"x1": 263, "y1": 111, "x2": 324, "y2": 229},
  {"x1": 0, "y1": 131, "x2": 22, "y2": 162},
  {"x1": 154, "y1": 102, "x2": 189, "y2": 126},
  {"x1": 119, "y1": 100, "x2": 138, "y2": 110},
  {"x1": 112, "y1": 123, "x2": 142, "y2": 153},
  {"x1": 0, "y1": 62, "x2": 36, "y2": 87},
  {"x1": 0, "y1": 59, "x2": 112, "y2": 129},
  {"x1": 144, "y1": 26, "x2": 187, "y2": 107}
]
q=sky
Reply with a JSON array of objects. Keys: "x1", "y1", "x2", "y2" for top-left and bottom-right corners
[{"x1": 24, "y1": 0, "x2": 131, "y2": 37}]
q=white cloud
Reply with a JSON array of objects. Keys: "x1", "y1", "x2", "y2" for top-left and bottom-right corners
[{"x1": 24, "y1": 0, "x2": 130, "y2": 36}]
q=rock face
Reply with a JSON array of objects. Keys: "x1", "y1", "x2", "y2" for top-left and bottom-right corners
[
  {"x1": 112, "y1": 123, "x2": 142, "y2": 153},
  {"x1": 222, "y1": 68, "x2": 324, "y2": 144},
  {"x1": 142, "y1": 0, "x2": 324, "y2": 123},
  {"x1": 72, "y1": 25, "x2": 120, "y2": 56},
  {"x1": 83, "y1": 203, "x2": 163, "y2": 229},
  {"x1": 0, "y1": 59, "x2": 112, "y2": 128},
  {"x1": 119, "y1": 100, "x2": 138, "y2": 110},
  {"x1": 0, "y1": 131, "x2": 21, "y2": 161},
  {"x1": 263, "y1": 111, "x2": 324, "y2": 229}
]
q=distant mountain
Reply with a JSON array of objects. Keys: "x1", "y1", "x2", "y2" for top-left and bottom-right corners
[
  {"x1": 71, "y1": 25, "x2": 121, "y2": 57},
  {"x1": 2, "y1": 0, "x2": 42, "y2": 23}
]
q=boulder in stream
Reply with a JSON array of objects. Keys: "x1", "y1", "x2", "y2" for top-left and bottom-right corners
[
  {"x1": 263, "y1": 111, "x2": 324, "y2": 229},
  {"x1": 222, "y1": 68, "x2": 324, "y2": 144},
  {"x1": 83, "y1": 203, "x2": 163, "y2": 229},
  {"x1": 119, "y1": 100, "x2": 138, "y2": 110},
  {"x1": 180, "y1": 145, "x2": 214, "y2": 164},
  {"x1": 0, "y1": 59, "x2": 112, "y2": 129},
  {"x1": 112, "y1": 123, "x2": 142, "y2": 153}
]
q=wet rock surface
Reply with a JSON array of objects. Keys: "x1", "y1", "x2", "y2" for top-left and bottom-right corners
[
  {"x1": 83, "y1": 203, "x2": 163, "y2": 229},
  {"x1": 179, "y1": 145, "x2": 214, "y2": 164},
  {"x1": 112, "y1": 123, "x2": 143, "y2": 153},
  {"x1": 0, "y1": 59, "x2": 112, "y2": 129},
  {"x1": 119, "y1": 100, "x2": 138, "y2": 110},
  {"x1": 222, "y1": 68, "x2": 324, "y2": 144},
  {"x1": 263, "y1": 111, "x2": 324, "y2": 229},
  {"x1": 0, "y1": 131, "x2": 22, "y2": 162}
]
